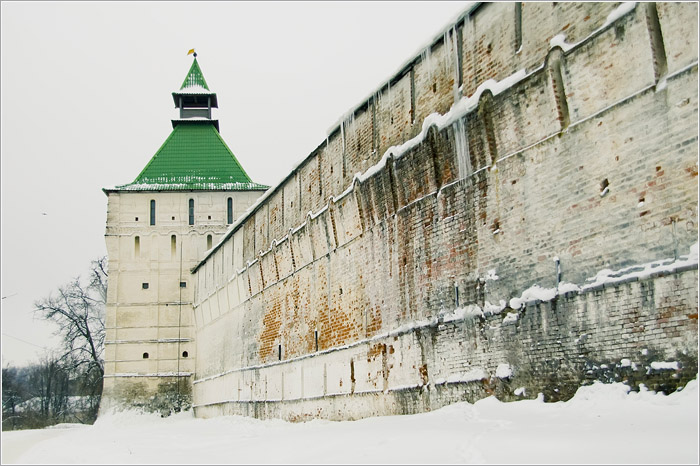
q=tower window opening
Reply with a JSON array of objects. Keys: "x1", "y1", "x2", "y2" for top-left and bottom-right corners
[
  {"x1": 180, "y1": 281, "x2": 187, "y2": 288},
  {"x1": 150, "y1": 200, "x2": 156, "y2": 225},
  {"x1": 142, "y1": 282, "x2": 149, "y2": 289},
  {"x1": 207, "y1": 234, "x2": 213, "y2": 250},
  {"x1": 227, "y1": 197, "x2": 233, "y2": 224},
  {"x1": 278, "y1": 344, "x2": 282, "y2": 361},
  {"x1": 171, "y1": 235, "x2": 176, "y2": 258},
  {"x1": 172, "y1": 216, "x2": 175, "y2": 221},
  {"x1": 315, "y1": 330, "x2": 319, "y2": 352},
  {"x1": 134, "y1": 236, "x2": 140, "y2": 257},
  {"x1": 208, "y1": 215, "x2": 211, "y2": 220},
  {"x1": 135, "y1": 217, "x2": 139, "y2": 221},
  {"x1": 142, "y1": 352, "x2": 149, "y2": 359},
  {"x1": 189, "y1": 199, "x2": 195, "y2": 225},
  {"x1": 182, "y1": 351, "x2": 189, "y2": 358}
]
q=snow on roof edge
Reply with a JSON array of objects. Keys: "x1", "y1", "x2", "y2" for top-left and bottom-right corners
[{"x1": 325, "y1": 2, "x2": 480, "y2": 136}]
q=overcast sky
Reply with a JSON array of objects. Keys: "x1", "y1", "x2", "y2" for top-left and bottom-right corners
[{"x1": 1, "y1": 1, "x2": 471, "y2": 367}]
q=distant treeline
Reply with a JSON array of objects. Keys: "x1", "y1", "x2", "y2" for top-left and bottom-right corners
[{"x1": 2, "y1": 358, "x2": 102, "y2": 430}]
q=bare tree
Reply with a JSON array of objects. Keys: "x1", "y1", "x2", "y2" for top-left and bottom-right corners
[
  {"x1": 34, "y1": 257, "x2": 106, "y2": 376},
  {"x1": 32, "y1": 256, "x2": 107, "y2": 423},
  {"x1": 2, "y1": 365, "x2": 24, "y2": 430},
  {"x1": 27, "y1": 353, "x2": 70, "y2": 422}
]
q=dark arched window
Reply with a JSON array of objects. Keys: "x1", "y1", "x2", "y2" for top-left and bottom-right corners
[
  {"x1": 150, "y1": 200, "x2": 156, "y2": 225},
  {"x1": 188, "y1": 199, "x2": 194, "y2": 225},
  {"x1": 171, "y1": 235, "x2": 176, "y2": 259},
  {"x1": 142, "y1": 352, "x2": 149, "y2": 359},
  {"x1": 227, "y1": 197, "x2": 233, "y2": 224},
  {"x1": 182, "y1": 351, "x2": 189, "y2": 358},
  {"x1": 207, "y1": 234, "x2": 212, "y2": 250}
]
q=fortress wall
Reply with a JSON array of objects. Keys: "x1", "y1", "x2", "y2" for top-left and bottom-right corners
[
  {"x1": 235, "y1": 2, "x2": 642, "y2": 264},
  {"x1": 193, "y1": 268, "x2": 698, "y2": 421},
  {"x1": 191, "y1": 3, "x2": 698, "y2": 419}
]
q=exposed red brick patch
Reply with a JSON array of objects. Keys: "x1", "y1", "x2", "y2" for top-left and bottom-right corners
[
  {"x1": 419, "y1": 364, "x2": 429, "y2": 386},
  {"x1": 259, "y1": 299, "x2": 283, "y2": 362},
  {"x1": 368, "y1": 343, "x2": 386, "y2": 360}
]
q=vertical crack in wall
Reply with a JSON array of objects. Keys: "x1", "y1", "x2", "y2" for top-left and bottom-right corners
[
  {"x1": 514, "y1": 2, "x2": 523, "y2": 53},
  {"x1": 353, "y1": 180, "x2": 367, "y2": 234},
  {"x1": 372, "y1": 97, "x2": 379, "y2": 156},
  {"x1": 328, "y1": 200, "x2": 339, "y2": 250},
  {"x1": 478, "y1": 92, "x2": 498, "y2": 167},
  {"x1": 410, "y1": 67, "x2": 417, "y2": 125},
  {"x1": 547, "y1": 47, "x2": 570, "y2": 131},
  {"x1": 644, "y1": 2, "x2": 668, "y2": 84},
  {"x1": 350, "y1": 358, "x2": 356, "y2": 394},
  {"x1": 289, "y1": 228, "x2": 297, "y2": 271},
  {"x1": 428, "y1": 125, "x2": 444, "y2": 191}
]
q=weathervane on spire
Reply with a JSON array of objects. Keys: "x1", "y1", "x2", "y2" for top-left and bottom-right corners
[{"x1": 187, "y1": 48, "x2": 197, "y2": 58}]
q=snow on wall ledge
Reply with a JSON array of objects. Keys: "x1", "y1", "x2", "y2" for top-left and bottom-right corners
[
  {"x1": 191, "y1": 2, "x2": 698, "y2": 421},
  {"x1": 192, "y1": 264, "x2": 698, "y2": 421}
]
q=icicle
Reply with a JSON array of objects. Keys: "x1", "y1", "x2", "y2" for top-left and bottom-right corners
[
  {"x1": 444, "y1": 26, "x2": 461, "y2": 104},
  {"x1": 340, "y1": 119, "x2": 345, "y2": 154},
  {"x1": 453, "y1": 117, "x2": 471, "y2": 181},
  {"x1": 347, "y1": 112, "x2": 356, "y2": 148},
  {"x1": 443, "y1": 29, "x2": 452, "y2": 75},
  {"x1": 421, "y1": 46, "x2": 433, "y2": 81}
]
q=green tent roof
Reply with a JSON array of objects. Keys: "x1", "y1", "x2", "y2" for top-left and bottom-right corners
[
  {"x1": 180, "y1": 58, "x2": 209, "y2": 90},
  {"x1": 111, "y1": 122, "x2": 269, "y2": 192}
]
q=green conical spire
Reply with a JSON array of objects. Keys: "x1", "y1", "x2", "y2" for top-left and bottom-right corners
[
  {"x1": 104, "y1": 54, "x2": 269, "y2": 193},
  {"x1": 112, "y1": 123, "x2": 268, "y2": 192},
  {"x1": 180, "y1": 58, "x2": 210, "y2": 90}
]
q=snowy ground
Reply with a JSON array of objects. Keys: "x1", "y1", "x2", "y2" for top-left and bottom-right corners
[{"x1": 2, "y1": 379, "x2": 698, "y2": 464}]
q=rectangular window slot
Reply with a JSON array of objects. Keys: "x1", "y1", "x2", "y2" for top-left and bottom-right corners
[
  {"x1": 278, "y1": 344, "x2": 282, "y2": 361},
  {"x1": 142, "y1": 283, "x2": 149, "y2": 289},
  {"x1": 150, "y1": 200, "x2": 156, "y2": 226},
  {"x1": 180, "y1": 282, "x2": 187, "y2": 288}
]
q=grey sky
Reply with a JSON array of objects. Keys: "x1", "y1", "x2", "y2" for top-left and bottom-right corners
[{"x1": 1, "y1": 1, "x2": 471, "y2": 366}]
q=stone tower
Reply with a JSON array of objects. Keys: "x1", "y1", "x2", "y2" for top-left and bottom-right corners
[{"x1": 101, "y1": 56, "x2": 268, "y2": 413}]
